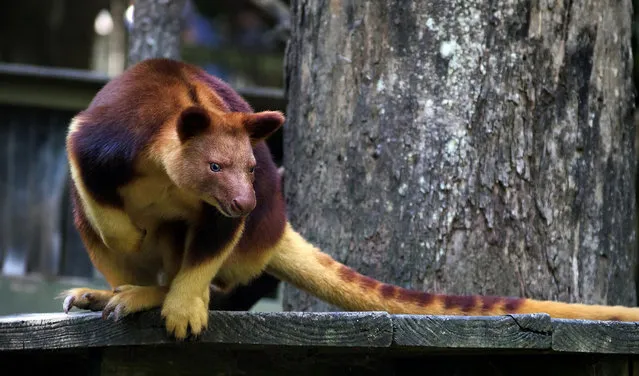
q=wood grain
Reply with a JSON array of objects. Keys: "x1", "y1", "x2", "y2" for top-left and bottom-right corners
[
  {"x1": 35, "y1": 111, "x2": 69, "y2": 277},
  {"x1": 0, "y1": 310, "x2": 393, "y2": 351},
  {"x1": 393, "y1": 313, "x2": 552, "y2": 350},
  {"x1": 0, "y1": 104, "x2": 95, "y2": 279},
  {"x1": 3, "y1": 311, "x2": 639, "y2": 376},
  {"x1": 552, "y1": 318, "x2": 639, "y2": 354},
  {"x1": 6, "y1": 311, "x2": 639, "y2": 355},
  {"x1": 201, "y1": 311, "x2": 392, "y2": 347},
  {"x1": 1, "y1": 110, "x2": 34, "y2": 276}
]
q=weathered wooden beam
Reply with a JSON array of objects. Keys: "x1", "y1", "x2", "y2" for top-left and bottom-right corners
[
  {"x1": 0, "y1": 63, "x2": 286, "y2": 112},
  {"x1": 552, "y1": 318, "x2": 639, "y2": 354},
  {"x1": 2, "y1": 311, "x2": 639, "y2": 356},
  {"x1": 392, "y1": 313, "x2": 552, "y2": 350},
  {"x1": 0, "y1": 310, "x2": 392, "y2": 351}
]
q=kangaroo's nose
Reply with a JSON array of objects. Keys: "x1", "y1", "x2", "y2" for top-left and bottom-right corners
[{"x1": 230, "y1": 195, "x2": 256, "y2": 217}]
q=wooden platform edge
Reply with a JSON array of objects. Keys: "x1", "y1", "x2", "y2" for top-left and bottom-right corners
[
  {"x1": 551, "y1": 318, "x2": 639, "y2": 354},
  {"x1": 392, "y1": 313, "x2": 552, "y2": 350},
  {"x1": 0, "y1": 310, "x2": 393, "y2": 351},
  {"x1": 0, "y1": 62, "x2": 286, "y2": 112},
  {"x1": 1, "y1": 311, "x2": 639, "y2": 354}
]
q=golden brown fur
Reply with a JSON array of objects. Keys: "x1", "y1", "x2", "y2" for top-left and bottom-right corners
[
  {"x1": 267, "y1": 225, "x2": 639, "y2": 321},
  {"x1": 62, "y1": 58, "x2": 639, "y2": 341}
]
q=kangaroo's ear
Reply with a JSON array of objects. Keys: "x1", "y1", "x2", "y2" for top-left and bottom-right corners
[
  {"x1": 177, "y1": 106, "x2": 210, "y2": 142},
  {"x1": 243, "y1": 111, "x2": 285, "y2": 143}
]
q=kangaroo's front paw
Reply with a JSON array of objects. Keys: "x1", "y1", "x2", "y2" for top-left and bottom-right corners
[
  {"x1": 102, "y1": 285, "x2": 168, "y2": 321},
  {"x1": 60, "y1": 288, "x2": 114, "y2": 313},
  {"x1": 161, "y1": 295, "x2": 209, "y2": 340}
]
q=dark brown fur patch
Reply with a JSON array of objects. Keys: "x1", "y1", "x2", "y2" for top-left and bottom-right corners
[
  {"x1": 185, "y1": 205, "x2": 244, "y2": 266},
  {"x1": 397, "y1": 288, "x2": 435, "y2": 306},
  {"x1": 236, "y1": 143, "x2": 287, "y2": 256},
  {"x1": 504, "y1": 297, "x2": 523, "y2": 312},
  {"x1": 358, "y1": 275, "x2": 378, "y2": 290},
  {"x1": 338, "y1": 265, "x2": 358, "y2": 283},
  {"x1": 69, "y1": 110, "x2": 145, "y2": 207},
  {"x1": 443, "y1": 295, "x2": 477, "y2": 313},
  {"x1": 480, "y1": 296, "x2": 502, "y2": 312},
  {"x1": 379, "y1": 284, "x2": 396, "y2": 299},
  {"x1": 157, "y1": 220, "x2": 189, "y2": 256}
]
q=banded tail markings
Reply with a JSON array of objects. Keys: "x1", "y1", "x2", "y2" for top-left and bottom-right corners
[{"x1": 266, "y1": 224, "x2": 639, "y2": 321}]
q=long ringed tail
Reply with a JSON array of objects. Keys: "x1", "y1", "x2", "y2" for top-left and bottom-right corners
[{"x1": 266, "y1": 224, "x2": 639, "y2": 321}]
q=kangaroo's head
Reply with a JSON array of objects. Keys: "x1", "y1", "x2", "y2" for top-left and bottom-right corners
[{"x1": 166, "y1": 106, "x2": 284, "y2": 217}]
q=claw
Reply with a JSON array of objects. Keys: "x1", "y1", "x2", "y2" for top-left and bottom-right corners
[
  {"x1": 102, "y1": 300, "x2": 129, "y2": 322},
  {"x1": 102, "y1": 304, "x2": 113, "y2": 320},
  {"x1": 112, "y1": 304, "x2": 124, "y2": 322},
  {"x1": 59, "y1": 288, "x2": 114, "y2": 313},
  {"x1": 63, "y1": 295, "x2": 75, "y2": 314}
]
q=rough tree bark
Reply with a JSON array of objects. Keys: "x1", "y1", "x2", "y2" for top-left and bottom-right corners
[
  {"x1": 283, "y1": 1, "x2": 637, "y2": 311},
  {"x1": 127, "y1": 0, "x2": 187, "y2": 66}
]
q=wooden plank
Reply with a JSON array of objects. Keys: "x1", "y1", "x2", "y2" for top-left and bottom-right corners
[
  {"x1": 392, "y1": 313, "x2": 552, "y2": 350},
  {"x1": 0, "y1": 62, "x2": 286, "y2": 112},
  {"x1": 0, "y1": 109, "x2": 35, "y2": 276},
  {"x1": 1, "y1": 311, "x2": 639, "y2": 376},
  {"x1": 0, "y1": 310, "x2": 392, "y2": 351},
  {"x1": 200, "y1": 311, "x2": 392, "y2": 347},
  {"x1": 552, "y1": 318, "x2": 639, "y2": 354},
  {"x1": 24, "y1": 109, "x2": 51, "y2": 274},
  {"x1": 0, "y1": 63, "x2": 111, "y2": 84},
  {"x1": 0, "y1": 106, "x2": 9, "y2": 267},
  {"x1": 0, "y1": 104, "x2": 90, "y2": 279},
  {"x1": 35, "y1": 111, "x2": 70, "y2": 276},
  {"x1": 6, "y1": 311, "x2": 639, "y2": 355}
]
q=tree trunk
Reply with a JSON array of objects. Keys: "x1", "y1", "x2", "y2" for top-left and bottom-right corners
[
  {"x1": 282, "y1": 0, "x2": 637, "y2": 312},
  {"x1": 127, "y1": 0, "x2": 187, "y2": 65}
]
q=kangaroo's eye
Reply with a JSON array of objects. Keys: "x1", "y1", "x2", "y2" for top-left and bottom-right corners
[
  {"x1": 210, "y1": 163, "x2": 221, "y2": 172},
  {"x1": 249, "y1": 166, "x2": 255, "y2": 174}
]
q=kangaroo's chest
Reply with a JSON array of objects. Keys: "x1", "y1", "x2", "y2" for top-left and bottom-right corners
[{"x1": 119, "y1": 174, "x2": 201, "y2": 231}]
